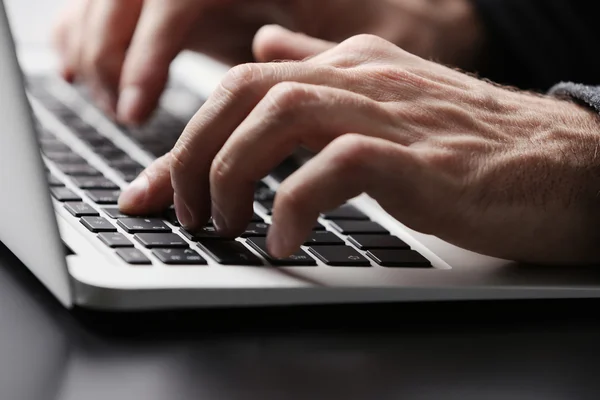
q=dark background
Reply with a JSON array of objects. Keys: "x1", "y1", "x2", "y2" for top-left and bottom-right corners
[{"x1": 1, "y1": 241, "x2": 600, "y2": 400}]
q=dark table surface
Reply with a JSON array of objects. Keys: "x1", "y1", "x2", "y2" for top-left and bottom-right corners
[{"x1": 2, "y1": 242, "x2": 600, "y2": 400}]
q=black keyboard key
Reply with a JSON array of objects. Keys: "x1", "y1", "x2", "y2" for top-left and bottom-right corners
[
  {"x1": 64, "y1": 202, "x2": 99, "y2": 217},
  {"x1": 97, "y1": 232, "x2": 134, "y2": 248},
  {"x1": 251, "y1": 212, "x2": 263, "y2": 222},
  {"x1": 303, "y1": 231, "x2": 345, "y2": 245},
  {"x1": 198, "y1": 240, "x2": 263, "y2": 265},
  {"x1": 152, "y1": 248, "x2": 207, "y2": 265},
  {"x1": 366, "y1": 249, "x2": 431, "y2": 268},
  {"x1": 255, "y1": 181, "x2": 269, "y2": 191},
  {"x1": 313, "y1": 222, "x2": 326, "y2": 231},
  {"x1": 164, "y1": 208, "x2": 180, "y2": 226},
  {"x1": 50, "y1": 187, "x2": 81, "y2": 202},
  {"x1": 329, "y1": 220, "x2": 389, "y2": 235},
  {"x1": 55, "y1": 163, "x2": 101, "y2": 176},
  {"x1": 107, "y1": 157, "x2": 144, "y2": 171},
  {"x1": 95, "y1": 146, "x2": 128, "y2": 159},
  {"x1": 43, "y1": 152, "x2": 86, "y2": 164},
  {"x1": 180, "y1": 226, "x2": 225, "y2": 240},
  {"x1": 102, "y1": 207, "x2": 129, "y2": 219},
  {"x1": 241, "y1": 222, "x2": 270, "y2": 237},
  {"x1": 118, "y1": 169, "x2": 144, "y2": 182},
  {"x1": 117, "y1": 218, "x2": 171, "y2": 233},
  {"x1": 246, "y1": 237, "x2": 316, "y2": 266},
  {"x1": 257, "y1": 200, "x2": 274, "y2": 215},
  {"x1": 85, "y1": 190, "x2": 121, "y2": 204},
  {"x1": 80, "y1": 216, "x2": 116, "y2": 233},
  {"x1": 348, "y1": 235, "x2": 409, "y2": 250},
  {"x1": 39, "y1": 141, "x2": 71, "y2": 152},
  {"x1": 71, "y1": 176, "x2": 119, "y2": 190},
  {"x1": 321, "y1": 204, "x2": 369, "y2": 220},
  {"x1": 47, "y1": 174, "x2": 64, "y2": 187},
  {"x1": 134, "y1": 233, "x2": 188, "y2": 248},
  {"x1": 140, "y1": 141, "x2": 171, "y2": 158},
  {"x1": 308, "y1": 246, "x2": 371, "y2": 266},
  {"x1": 81, "y1": 136, "x2": 113, "y2": 147},
  {"x1": 64, "y1": 116, "x2": 96, "y2": 132},
  {"x1": 116, "y1": 248, "x2": 151, "y2": 265}
]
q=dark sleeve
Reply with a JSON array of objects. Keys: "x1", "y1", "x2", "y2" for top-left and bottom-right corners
[
  {"x1": 471, "y1": 0, "x2": 600, "y2": 92},
  {"x1": 548, "y1": 82, "x2": 600, "y2": 114}
]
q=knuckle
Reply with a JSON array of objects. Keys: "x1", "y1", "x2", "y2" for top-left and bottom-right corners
[
  {"x1": 344, "y1": 33, "x2": 387, "y2": 49},
  {"x1": 413, "y1": 143, "x2": 472, "y2": 189},
  {"x1": 209, "y1": 152, "x2": 231, "y2": 188},
  {"x1": 220, "y1": 63, "x2": 263, "y2": 97},
  {"x1": 169, "y1": 142, "x2": 192, "y2": 179},
  {"x1": 328, "y1": 134, "x2": 371, "y2": 173},
  {"x1": 170, "y1": 121, "x2": 199, "y2": 172},
  {"x1": 469, "y1": 85, "x2": 506, "y2": 113},
  {"x1": 263, "y1": 82, "x2": 317, "y2": 117}
]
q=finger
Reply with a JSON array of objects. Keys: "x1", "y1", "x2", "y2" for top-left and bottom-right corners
[
  {"x1": 168, "y1": 62, "x2": 359, "y2": 231},
  {"x1": 266, "y1": 134, "x2": 422, "y2": 258},
  {"x1": 52, "y1": 2, "x2": 77, "y2": 81},
  {"x1": 252, "y1": 24, "x2": 337, "y2": 62},
  {"x1": 61, "y1": 0, "x2": 90, "y2": 82},
  {"x1": 118, "y1": 152, "x2": 175, "y2": 215},
  {"x1": 80, "y1": 0, "x2": 143, "y2": 117},
  {"x1": 170, "y1": 58, "x2": 425, "y2": 231},
  {"x1": 209, "y1": 82, "x2": 401, "y2": 237},
  {"x1": 116, "y1": 0, "x2": 206, "y2": 125}
]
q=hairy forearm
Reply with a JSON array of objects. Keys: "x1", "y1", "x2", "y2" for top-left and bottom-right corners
[{"x1": 462, "y1": 93, "x2": 600, "y2": 265}]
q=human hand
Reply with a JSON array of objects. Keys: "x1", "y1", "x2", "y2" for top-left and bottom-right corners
[
  {"x1": 52, "y1": 0, "x2": 482, "y2": 126},
  {"x1": 117, "y1": 26, "x2": 600, "y2": 266}
]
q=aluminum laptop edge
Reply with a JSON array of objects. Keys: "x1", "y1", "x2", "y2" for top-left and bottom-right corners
[{"x1": 2, "y1": 0, "x2": 600, "y2": 311}]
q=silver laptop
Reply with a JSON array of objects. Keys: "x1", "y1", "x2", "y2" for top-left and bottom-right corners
[{"x1": 2, "y1": 0, "x2": 600, "y2": 311}]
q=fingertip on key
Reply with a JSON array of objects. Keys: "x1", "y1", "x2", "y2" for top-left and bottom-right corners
[
  {"x1": 266, "y1": 223, "x2": 291, "y2": 259},
  {"x1": 118, "y1": 174, "x2": 149, "y2": 213},
  {"x1": 174, "y1": 193, "x2": 194, "y2": 230}
]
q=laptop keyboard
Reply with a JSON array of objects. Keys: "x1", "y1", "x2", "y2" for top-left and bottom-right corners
[{"x1": 26, "y1": 75, "x2": 432, "y2": 269}]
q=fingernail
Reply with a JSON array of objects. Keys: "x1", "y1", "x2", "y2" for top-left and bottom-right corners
[
  {"x1": 174, "y1": 193, "x2": 194, "y2": 229},
  {"x1": 117, "y1": 86, "x2": 143, "y2": 125},
  {"x1": 211, "y1": 202, "x2": 228, "y2": 233},
  {"x1": 266, "y1": 223, "x2": 288, "y2": 258},
  {"x1": 118, "y1": 174, "x2": 149, "y2": 209}
]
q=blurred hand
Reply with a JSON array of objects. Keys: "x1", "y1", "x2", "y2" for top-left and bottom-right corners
[
  {"x1": 118, "y1": 27, "x2": 600, "y2": 265},
  {"x1": 52, "y1": 0, "x2": 482, "y2": 125}
]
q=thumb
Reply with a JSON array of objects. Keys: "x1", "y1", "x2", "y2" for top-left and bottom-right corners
[{"x1": 252, "y1": 24, "x2": 337, "y2": 62}]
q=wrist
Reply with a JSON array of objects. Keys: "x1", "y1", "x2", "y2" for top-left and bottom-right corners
[{"x1": 511, "y1": 93, "x2": 600, "y2": 264}]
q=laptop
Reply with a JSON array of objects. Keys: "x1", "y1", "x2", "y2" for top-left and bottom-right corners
[{"x1": 2, "y1": 0, "x2": 600, "y2": 311}]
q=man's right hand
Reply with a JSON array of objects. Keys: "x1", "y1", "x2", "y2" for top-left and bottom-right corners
[{"x1": 53, "y1": 0, "x2": 483, "y2": 126}]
